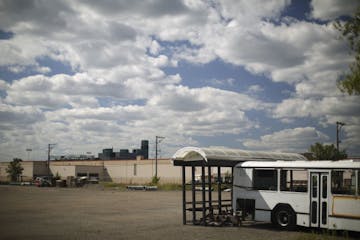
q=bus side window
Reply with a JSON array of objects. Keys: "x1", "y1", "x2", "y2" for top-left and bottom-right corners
[
  {"x1": 280, "y1": 170, "x2": 308, "y2": 192},
  {"x1": 358, "y1": 171, "x2": 360, "y2": 195},
  {"x1": 331, "y1": 170, "x2": 356, "y2": 195},
  {"x1": 253, "y1": 169, "x2": 277, "y2": 191}
]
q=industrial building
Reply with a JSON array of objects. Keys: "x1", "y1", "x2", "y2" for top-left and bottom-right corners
[
  {"x1": 0, "y1": 140, "x2": 184, "y2": 184},
  {"x1": 1, "y1": 146, "x2": 306, "y2": 187},
  {"x1": 0, "y1": 157, "x2": 190, "y2": 184},
  {"x1": 0, "y1": 161, "x2": 48, "y2": 182},
  {"x1": 98, "y1": 140, "x2": 149, "y2": 160}
]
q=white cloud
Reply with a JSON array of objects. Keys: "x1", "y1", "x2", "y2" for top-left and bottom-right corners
[
  {"x1": 0, "y1": 0, "x2": 359, "y2": 159},
  {"x1": 4, "y1": 74, "x2": 117, "y2": 108},
  {"x1": 310, "y1": 0, "x2": 360, "y2": 20},
  {"x1": 0, "y1": 104, "x2": 45, "y2": 126},
  {"x1": 0, "y1": 36, "x2": 49, "y2": 71},
  {"x1": 272, "y1": 95, "x2": 360, "y2": 154},
  {"x1": 0, "y1": 80, "x2": 9, "y2": 91},
  {"x1": 206, "y1": 78, "x2": 235, "y2": 87},
  {"x1": 9, "y1": 84, "x2": 261, "y2": 159},
  {"x1": 43, "y1": 85, "x2": 263, "y2": 138},
  {"x1": 218, "y1": 0, "x2": 291, "y2": 24},
  {"x1": 242, "y1": 127, "x2": 329, "y2": 152},
  {"x1": 149, "y1": 40, "x2": 161, "y2": 55},
  {"x1": 247, "y1": 85, "x2": 264, "y2": 94},
  {"x1": 149, "y1": 85, "x2": 266, "y2": 112},
  {"x1": 0, "y1": 0, "x2": 350, "y2": 90},
  {"x1": 3, "y1": 71, "x2": 182, "y2": 109},
  {"x1": 342, "y1": 123, "x2": 360, "y2": 155},
  {"x1": 273, "y1": 96, "x2": 360, "y2": 120},
  {"x1": 149, "y1": 55, "x2": 170, "y2": 67}
]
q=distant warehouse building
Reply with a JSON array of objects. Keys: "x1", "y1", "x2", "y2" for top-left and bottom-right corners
[
  {"x1": 0, "y1": 161, "x2": 48, "y2": 182},
  {"x1": 50, "y1": 158, "x2": 186, "y2": 184},
  {"x1": 0, "y1": 157, "x2": 190, "y2": 184},
  {"x1": 0, "y1": 139, "x2": 187, "y2": 184},
  {"x1": 98, "y1": 140, "x2": 149, "y2": 160}
]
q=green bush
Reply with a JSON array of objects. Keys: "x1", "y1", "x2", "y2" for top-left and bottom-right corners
[{"x1": 151, "y1": 176, "x2": 160, "y2": 185}]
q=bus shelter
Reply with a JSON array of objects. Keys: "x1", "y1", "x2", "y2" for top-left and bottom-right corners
[{"x1": 171, "y1": 147, "x2": 307, "y2": 226}]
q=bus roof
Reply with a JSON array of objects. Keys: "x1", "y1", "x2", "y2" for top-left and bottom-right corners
[{"x1": 236, "y1": 160, "x2": 360, "y2": 169}]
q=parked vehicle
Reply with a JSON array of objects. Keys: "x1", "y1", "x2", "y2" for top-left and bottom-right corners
[{"x1": 34, "y1": 176, "x2": 52, "y2": 187}]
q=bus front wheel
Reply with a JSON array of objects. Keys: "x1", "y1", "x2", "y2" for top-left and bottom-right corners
[{"x1": 272, "y1": 205, "x2": 296, "y2": 230}]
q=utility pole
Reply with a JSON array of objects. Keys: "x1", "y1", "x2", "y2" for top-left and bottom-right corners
[
  {"x1": 155, "y1": 136, "x2": 165, "y2": 179},
  {"x1": 26, "y1": 148, "x2": 32, "y2": 161},
  {"x1": 47, "y1": 143, "x2": 56, "y2": 178},
  {"x1": 336, "y1": 121, "x2": 345, "y2": 151}
]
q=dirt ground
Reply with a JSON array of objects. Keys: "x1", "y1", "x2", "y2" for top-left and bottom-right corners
[{"x1": 0, "y1": 185, "x2": 358, "y2": 240}]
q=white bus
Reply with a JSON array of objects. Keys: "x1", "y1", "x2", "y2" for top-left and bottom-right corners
[{"x1": 233, "y1": 160, "x2": 360, "y2": 231}]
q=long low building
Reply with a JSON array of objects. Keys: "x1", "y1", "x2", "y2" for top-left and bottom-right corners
[
  {"x1": 0, "y1": 161, "x2": 48, "y2": 182},
  {"x1": 1, "y1": 147, "x2": 310, "y2": 184},
  {"x1": 0, "y1": 158, "x2": 193, "y2": 184},
  {"x1": 50, "y1": 158, "x2": 190, "y2": 183}
]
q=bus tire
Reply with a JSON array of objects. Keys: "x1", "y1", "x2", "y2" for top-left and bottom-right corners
[{"x1": 271, "y1": 205, "x2": 296, "y2": 230}]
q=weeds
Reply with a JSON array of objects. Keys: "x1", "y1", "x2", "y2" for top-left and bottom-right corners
[
  {"x1": 157, "y1": 183, "x2": 182, "y2": 191},
  {"x1": 100, "y1": 181, "x2": 183, "y2": 191},
  {"x1": 151, "y1": 176, "x2": 160, "y2": 185},
  {"x1": 296, "y1": 230, "x2": 349, "y2": 240},
  {"x1": 100, "y1": 182, "x2": 127, "y2": 190}
]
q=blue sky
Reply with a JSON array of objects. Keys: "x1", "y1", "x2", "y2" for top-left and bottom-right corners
[{"x1": 0, "y1": 0, "x2": 359, "y2": 161}]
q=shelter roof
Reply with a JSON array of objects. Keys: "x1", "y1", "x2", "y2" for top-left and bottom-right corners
[{"x1": 172, "y1": 147, "x2": 307, "y2": 166}]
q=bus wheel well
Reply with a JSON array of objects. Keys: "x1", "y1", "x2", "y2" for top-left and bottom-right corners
[
  {"x1": 271, "y1": 204, "x2": 296, "y2": 229},
  {"x1": 272, "y1": 203, "x2": 294, "y2": 212}
]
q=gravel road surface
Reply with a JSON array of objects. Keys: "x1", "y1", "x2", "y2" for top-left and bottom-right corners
[{"x1": 0, "y1": 185, "x2": 357, "y2": 240}]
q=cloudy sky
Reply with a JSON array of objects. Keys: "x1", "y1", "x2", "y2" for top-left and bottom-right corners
[{"x1": 0, "y1": 0, "x2": 359, "y2": 161}]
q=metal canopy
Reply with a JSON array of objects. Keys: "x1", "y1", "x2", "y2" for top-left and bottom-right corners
[
  {"x1": 172, "y1": 147, "x2": 307, "y2": 166},
  {"x1": 172, "y1": 146, "x2": 308, "y2": 226}
]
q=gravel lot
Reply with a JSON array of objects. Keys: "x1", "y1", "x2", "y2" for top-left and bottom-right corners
[{"x1": 0, "y1": 185, "x2": 357, "y2": 240}]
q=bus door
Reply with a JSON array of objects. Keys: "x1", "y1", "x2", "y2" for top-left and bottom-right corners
[{"x1": 310, "y1": 171, "x2": 330, "y2": 228}]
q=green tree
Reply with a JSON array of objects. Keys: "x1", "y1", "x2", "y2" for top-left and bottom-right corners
[
  {"x1": 6, "y1": 158, "x2": 24, "y2": 181},
  {"x1": 309, "y1": 142, "x2": 347, "y2": 160},
  {"x1": 334, "y1": 8, "x2": 360, "y2": 95}
]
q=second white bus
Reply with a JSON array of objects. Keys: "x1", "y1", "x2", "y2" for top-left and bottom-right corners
[{"x1": 233, "y1": 160, "x2": 360, "y2": 231}]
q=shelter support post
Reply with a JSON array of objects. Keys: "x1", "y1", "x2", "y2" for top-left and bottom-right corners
[
  {"x1": 201, "y1": 165, "x2": 206, "y2": 225},
  {"x1": 191, "y1": 166, "x2": 196, "y2": 224},
  {"x1": 182, "y1": 166, "x2": 186, "y2": 225},
  {"x1": 208, "y1": 166, "x2": 212, "y2": 215},
  {"x1": 231, "y1": 167, "x2": 234, "y2": 211},
  {"x1": 217, "y1": 166, "x2": 222, "y2": 213}
]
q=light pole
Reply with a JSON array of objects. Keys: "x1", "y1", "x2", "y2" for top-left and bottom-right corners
[
  {"x1": 155, "y1": 136, "x2": 165, "y2": 179},
  {"x1": 26, "y1": 148, "x2": 32, "y2": 161},
  {"x1": 47, "y1": 143, "x2": 56, "y2": 178},
  {"x1": 336, "y1": 121, "x2": 345, "y2": 151}
]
